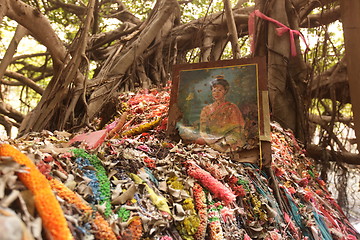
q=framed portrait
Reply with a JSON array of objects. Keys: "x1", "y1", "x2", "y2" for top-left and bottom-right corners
[{"x1": 167, "y1": 57, "x2": 270, "y2": 164}]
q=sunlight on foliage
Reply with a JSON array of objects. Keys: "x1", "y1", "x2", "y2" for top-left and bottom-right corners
[{"x1": 123, "y1": 0, "x2": 154, "y2": 20}]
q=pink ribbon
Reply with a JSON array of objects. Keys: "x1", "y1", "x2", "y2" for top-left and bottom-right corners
[{"x1": 248, "y1": 10, "x2": 308, "y2": 57}]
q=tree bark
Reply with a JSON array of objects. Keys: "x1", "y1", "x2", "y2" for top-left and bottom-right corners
[
  {"x1": 341, "y1": 0, "x2": 360, "y2": 154},
  {"x1": 0, "y1": 0, "x2": 9, "y2": 23}
]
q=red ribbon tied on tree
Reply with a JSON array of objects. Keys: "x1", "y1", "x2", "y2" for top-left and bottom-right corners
[{"x1": 248, "y1": 10, "x2": 309, "y2": 56}]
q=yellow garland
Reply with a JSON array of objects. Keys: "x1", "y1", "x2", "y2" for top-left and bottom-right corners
[
  {"x1": 168, "y1": 177, "x2": 199, "y2": 239},
  {"x1": 49, "y1": 178, "x2": 117, "y2": 240},
  {"x1": 251, "y1": 195, "x2": 267, "y2": 221},
  {"x1": 122, "y1": 117, "x2": 161, "y2": 137},
  {"x1": 130, "y1": 173, "x2": 171, "y2": 215},
  {"x1": 167, "y1": 176, "x2": 184, "y2": 190},
  {"x1": 0, "y1": 144, "x2": 73, "y2": 240}
]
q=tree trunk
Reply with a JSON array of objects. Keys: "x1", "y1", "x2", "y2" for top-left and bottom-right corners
[
  {"x1": 267, "y1": 0, "x2": 296, "y2": 132},
  {"x1": 86, "y1": 0, "x2": 179, "y2": 120},
  {"x1": 223, "y1": 0, "x2": 241, "y2": 58},
  {"x1": 341, "y1": 0, "x2": 360, "y2": 154},
  {"x1": 18, "y1": 0, "x2": 95, "y2": 134}
]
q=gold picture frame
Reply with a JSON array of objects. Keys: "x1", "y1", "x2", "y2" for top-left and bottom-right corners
[{"x1": 167, "y1": 57, "x2": 270, "y2": 165}]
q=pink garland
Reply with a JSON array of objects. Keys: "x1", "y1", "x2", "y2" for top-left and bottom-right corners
[
  {"x1": 160, "y1": 237, "x2": 173, "y2": 240},
  {"x1": 185, "y1": 161, "x2": 236, "y2": 205}
]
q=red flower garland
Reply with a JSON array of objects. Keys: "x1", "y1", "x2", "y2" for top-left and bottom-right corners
[{"x1": 185, "y1": 161, "x2": 236, "y2": 205}]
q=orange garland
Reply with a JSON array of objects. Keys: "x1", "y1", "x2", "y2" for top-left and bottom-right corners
[
  {"x1": 193, "y1": 183, "x2": 208, "y2": 240},
  {"x1": 49, "y1": 178, "x2": 117, "y2": 240},
  {"x1": 121, "y1": 217, "x2": 143, "y2": 240},
  {"x1": 0, "y1": 144, "x2": 73, "y2": 240}
]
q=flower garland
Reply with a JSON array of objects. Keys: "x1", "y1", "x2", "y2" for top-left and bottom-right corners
[
  {"x1": 130, "y1": 173, "x2": 171, "y2": 215},
  {"x1": 71, "y1": 148, "x2": 112, "y2": 217},
  {"x1": 208, "y1": 203, "x2": 225, "y2": 240},
  {"x1": 121, "y1": 216, "x2": 143, "y2": 240},
  {"x1": 198, "y1": 160, "x2": 228, "y2": 180},
  {"x1": 175, "y1": 197, "x2": 200, "y2": 239},
  {"x1": 250, "y1": 194, "x2": 268, "y2": 222},
  {"x1": 49, "y1": 178, "x2": 117, "y2": 240},
  {"x1": 185, "y1": 161, "x2": 236, "y2": 205},
  {"x1": 0, "y1": 144, "x2": 73, "y2": 240},
  {"x1": 168, "y1": 176, "x2": 200, "y2": 239},
  {"x1": 271, "y1": 124, "x2": 360, "y2": 239},
  {"x1": 226, "y1": 175, "x2": 248, "y2": 197},
  {"x1": 75, "y1": 156, "x2": 102, "y2": 203},
  {"x1": 193, "y1": 183, "x2": 208, "y2": 240},
  {"x1": 122, "y1": 117, "x2": 161, "y2": 137},
  {"x1": 117, "y1": 207, "x2": 131, "y2": 222}
]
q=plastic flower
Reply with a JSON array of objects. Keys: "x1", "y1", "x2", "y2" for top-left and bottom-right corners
[{"x1": 0, "y1": 144, "x2": 73, "y2": 240}]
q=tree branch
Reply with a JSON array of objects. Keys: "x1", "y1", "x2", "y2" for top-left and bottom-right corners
[
  {"x1": 103, "y1": 0, "x2": 141, "y2": 25},
  {"x1": 309, "y1": 113, "x2": 352, "y2": 125},
  {"x1": 0, "y1": 25, "x2": 28, "y2": 81},
  {"x1": 87, "y1": 22, "x2": 139, "y2": 52},
  {"x1": 87, "y1": 0, "x2": 179, "y2": 120},
  {"x1": 11, "y1": 52, "x2": 50, "y2": 62},
  {"x1": 6, "y1": 0, "x2": 67, "y2": 70},
  {"x1": 310, "y1": 58, "x2": 350, "y2": 104},
  {"x1": 0, "y1": 114, "x2": 13, "y2": 136},
  {"x1": 13, "y1": 62, "x2": 53, "y2": 74},
  {"x1": 223, "y1": 0, "x2": 240, "y2": 58},
  {"x1": 306, "y1": 144, "x2": 360, "y2": 166},
  {"x1": 48, "y1": 0, "x2": 86, "y2": 16},
  {"x1": 0, "y1": 101, "x2": 24, "y2": 123},
  {"x1": 4, "y1": 71, "x2": 44, "y2": 95},
  {"x1": 300, "y1": 6, "x2": 341, "y2": 28}
]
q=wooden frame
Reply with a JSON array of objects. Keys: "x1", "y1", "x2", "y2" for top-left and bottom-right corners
[{"x1": 167, "y1": 57, "x2": 270, "y2": 164}]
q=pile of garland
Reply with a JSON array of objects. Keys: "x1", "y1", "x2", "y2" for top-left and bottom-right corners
[{"x1": 0, "y1": 89, "x2": 358, "y2": 240}]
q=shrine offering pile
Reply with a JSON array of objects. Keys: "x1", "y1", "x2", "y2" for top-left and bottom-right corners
[{"x1": 0, "y1": 89, "x2": 358, "y2": 240}]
